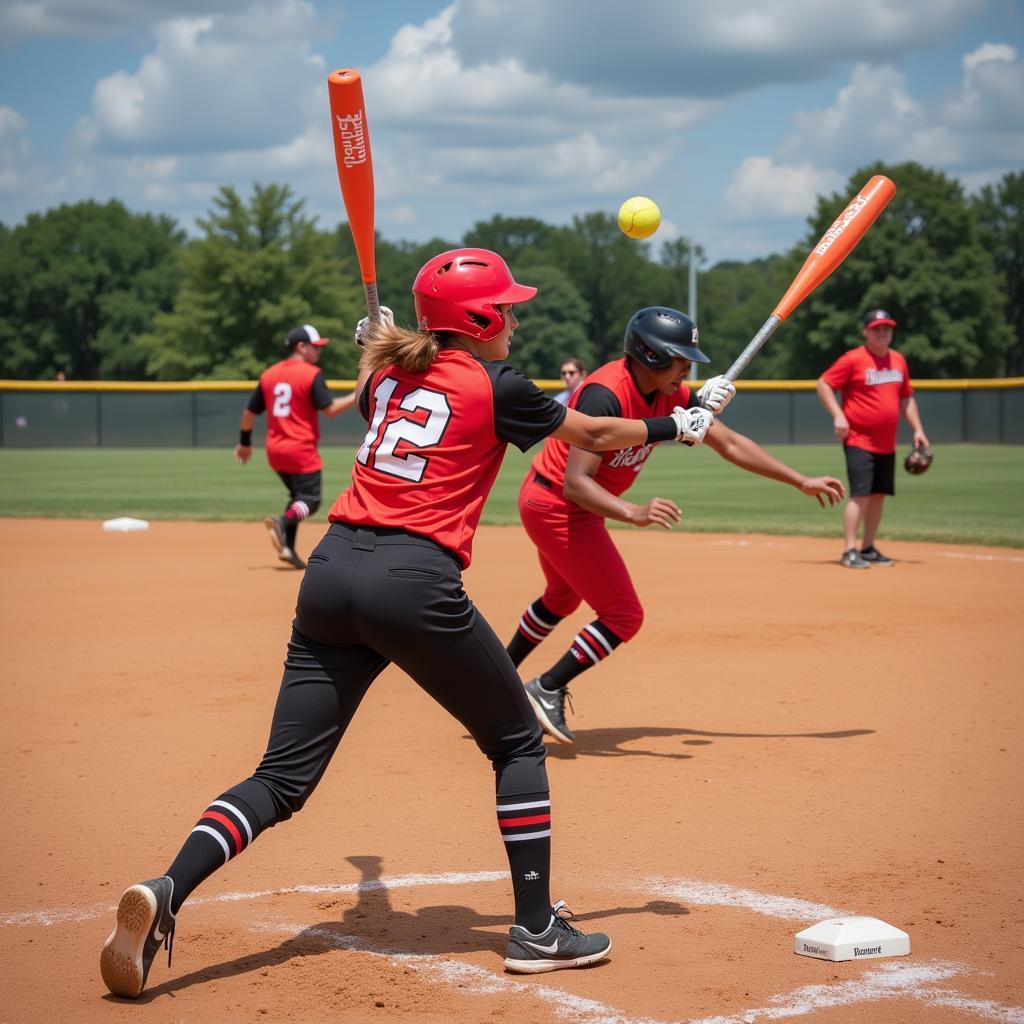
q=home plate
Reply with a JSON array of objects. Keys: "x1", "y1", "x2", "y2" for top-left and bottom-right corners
[
  {"x1": 795, "y1": 916, "x2": 910, "y2": 961},
  {"x1": 102, "y1": 517, "x2": 150, "y2": 532}
]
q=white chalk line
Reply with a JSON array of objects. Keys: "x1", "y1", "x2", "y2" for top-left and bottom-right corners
[
  {"x1": 8, "y1": 871, "x2": 1022, "y2": 1022},
  {"x1": 936, "y1": 551, "x2": 1024, "y2": 564},
  {"x1": 1, "y1": 870, "x2": 507, "y2": 927}
]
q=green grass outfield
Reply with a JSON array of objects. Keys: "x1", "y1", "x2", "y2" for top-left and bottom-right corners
[{"x1": 1, "y1": 444, "x2": 1021, "y2": 547}]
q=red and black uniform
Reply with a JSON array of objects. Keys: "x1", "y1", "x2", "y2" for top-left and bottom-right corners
[
  {"x1": 246, "y1": 359, "x2": 336, "y2": 529},
  {"x1": 820, "y1": 345, "x2": 913, "y2": 496},
  {"x1": 510, "y1": 357, "x2": 697, "y2": 685},
  {"x1": 164, "y1": 349, "x2": 571, "y2": 932}
]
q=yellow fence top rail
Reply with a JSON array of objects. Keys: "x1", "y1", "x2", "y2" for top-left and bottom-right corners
[{"x1": 2, "y1": 377, "x2": 1024, "y2": 392}]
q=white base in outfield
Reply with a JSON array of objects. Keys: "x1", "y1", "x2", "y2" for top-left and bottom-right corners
[
  {"x1": 795, "y1": 916, "x2": 910, "y2": 961},
  {"x1": 102, "y1": 517, "x2": 150, "y2": 533}
]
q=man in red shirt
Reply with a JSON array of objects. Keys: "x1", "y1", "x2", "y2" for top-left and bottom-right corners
[
  {"x1": 817, "y1": 309, "x2": 930, "y2": 569},
  {"x1": 234, "y1": 324, "x2": 355, "y2": 568}
]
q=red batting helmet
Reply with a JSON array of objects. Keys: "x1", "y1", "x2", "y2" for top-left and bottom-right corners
[{"x1": 412, "y1": 248, "x2": 537, "y2": 341}]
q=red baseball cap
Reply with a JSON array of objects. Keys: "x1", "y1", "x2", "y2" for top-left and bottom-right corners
[
  {"x1": 863, "y1": 309, "x2": 896, "y2": 328},
  {"x1": 286, "y1": 324, "x2": 330, "y2": 348}
]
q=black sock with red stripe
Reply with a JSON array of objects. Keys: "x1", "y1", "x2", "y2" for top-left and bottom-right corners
[
  {"x1": 497, "y1": 792, "x2": 552, "y2": 932},
  {"x1": 507, "y1": 599, "x2": 562, "y2": 668},
  {"x1": 540, "y1": 619, "x2": 623, "y2": 691},
  {"x1": 163, "y1": 791, "x2": 263, "y2": 914}
]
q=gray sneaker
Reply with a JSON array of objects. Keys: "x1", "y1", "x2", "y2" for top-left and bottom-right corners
[
  {"x1": 279, "y1": 546, "x2": 307, "y2": 570},
  {"x1": 860, "y1": 546, "x2": 894, "y2": 566},
  {"x1": 504, "y1": 900, "x2": 611, "y2": 974},
  {"x1": 100, "y1": 876, "x2": 176, "y2": 998},
  {"x1": 524, "y1": 677, "x2": 575, "y2": 744},
  {"x1": 840, "y1": 548, "x2": 871, "y2": 569},
  {"x1": 264, "y1": 515, "x2": 285, "y2": 554}
]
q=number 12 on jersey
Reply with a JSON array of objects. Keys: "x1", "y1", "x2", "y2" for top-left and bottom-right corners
[{"x1": 357, "y1": 377, "x2": 452, "y2": 482}]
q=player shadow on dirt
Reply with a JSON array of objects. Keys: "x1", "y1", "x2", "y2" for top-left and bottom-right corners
[
  {"x1": 542, "y1": 725, "x2": 875, "y2": 761},
  {"x1": 125, "y1": 855, "x2": 688, "y2": 1001}
]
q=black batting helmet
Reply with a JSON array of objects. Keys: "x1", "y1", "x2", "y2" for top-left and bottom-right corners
[{"x1": 623, "y1": 306, "x2": 710, "y2": 370}]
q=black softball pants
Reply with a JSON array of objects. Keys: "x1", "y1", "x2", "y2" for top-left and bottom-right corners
[{"x1": 228, "y1": 522, "x2": 548, "y2": 826}]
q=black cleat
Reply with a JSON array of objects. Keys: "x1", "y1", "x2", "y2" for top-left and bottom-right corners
[
  {"x1": 859, "y1": 546, "x2": 894, "y2": 566},
  {"x1": 524, "y1": 678, "x2": 575, "y2": 744},
  {"x1": 100, "y1": 876, "x2": 176, "y2": 998},
  {"x1": 279, "y1": 546, "x2": 306, "y2": 570},
  {"x1": 504, "y1": 900, "x2": 611, "y2": 973}
]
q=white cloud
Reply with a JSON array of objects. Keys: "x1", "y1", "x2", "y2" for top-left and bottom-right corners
[
  {"x1": 81, "y1": 1, "x2": 325, "y2": 154},
  {"x1": 943, "y1": 42, "x2": 1024, "y2": 132},
  {"x1": 448, "y1": 0, "x2": 985, "y2": 96},
  {"x1": 0, "y1": 107, "x2": 34, "y2": 194},
  {"x1": 0, "y1": 0, "x2": 254, "y2": 42},
  {"x1": 724, "y1": 157, "x2": 844, "y2": 221}
]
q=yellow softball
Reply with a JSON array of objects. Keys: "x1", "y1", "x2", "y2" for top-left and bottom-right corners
[{"x1": 617, "y1": 196, "x2": 661, "y2": 240}]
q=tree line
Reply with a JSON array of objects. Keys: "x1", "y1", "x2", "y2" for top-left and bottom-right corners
[{"x1": 0, "y1": 162, "x2": 1020, "y2": 382}]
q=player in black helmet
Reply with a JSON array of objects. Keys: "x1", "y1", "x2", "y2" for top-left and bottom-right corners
[{"x1": 507, "y1": 305, "x2": 847, "y2": 744}]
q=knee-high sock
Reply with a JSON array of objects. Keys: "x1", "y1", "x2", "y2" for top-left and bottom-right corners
[
  {"x1": 539, "y1": 619, "x2": 623, "y2": 691},
  {"x1": 497, "y1": 791, "x2": 552, "y2": 933},
  {"x1": 507, "y1": 599, "x2": 563, "y2": 668}
]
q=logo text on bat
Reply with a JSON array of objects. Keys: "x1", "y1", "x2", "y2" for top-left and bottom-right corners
[
  {"x1": 814, "y1": 193, "x2": 869, "y2": 256},
  {"x1": 336, "y1": 112, "x2": 367, "y2": 167}
]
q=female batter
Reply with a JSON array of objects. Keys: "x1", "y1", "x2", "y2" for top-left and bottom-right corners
[
  {"x1": 507, "y1": 306, "x2": 846, "y2": 744},
  {"x1": 99, "y1": 252, "x2": 715, "y2": 998}
]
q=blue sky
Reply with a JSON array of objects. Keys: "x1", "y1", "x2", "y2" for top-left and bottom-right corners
[{"x1": 1, "y1": 1, "x2": 1021, "y2": 264}]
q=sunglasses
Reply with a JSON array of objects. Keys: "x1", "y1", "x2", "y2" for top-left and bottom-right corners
[{"x1": 561, "y1": 369, "x2": 580, "y2": 377}]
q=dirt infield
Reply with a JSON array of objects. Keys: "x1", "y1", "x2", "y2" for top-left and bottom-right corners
[{"x1": 3, "y1": 519, "x2": 1022, "y2": 1024}]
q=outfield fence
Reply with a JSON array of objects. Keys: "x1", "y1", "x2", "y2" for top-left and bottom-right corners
[{"x1": 2, "y1": 378, "x2": 1023, "y2": 447}]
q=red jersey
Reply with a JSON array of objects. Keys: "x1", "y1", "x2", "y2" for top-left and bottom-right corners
[
  {"x1": 820, "y1": 345, "x2": 913, "y2": 454},
  {"x1": 532, "y1": 357, "x2": 693, "y2": 497},
  {"x1": 330, "y1": 348, "x2": 565, "y2": 568},
  {"x1": 248, "y1": 359, "x2": 334, "y2": 474}
]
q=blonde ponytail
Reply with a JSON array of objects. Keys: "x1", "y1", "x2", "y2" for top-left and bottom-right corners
[{"x1": 359, "y1": 321, "x2": 440, "y2": 377}]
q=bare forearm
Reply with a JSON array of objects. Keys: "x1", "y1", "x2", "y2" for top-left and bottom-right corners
[
  {"x1": 563, "y1": 474, "x2": 638, "y2": 522},
  {"x1": 816, "y1": 379, "x2": 843, "y2": 417},
  {"x1": 555, "y1": 408, "x2": 668, "y2": 450},
  {"x1": 323, "y1": 392, "x2": 358, "y2": 418},
  {"x1": 902, "y1": 397, "x2": 924, "y2": 432},
  {"x1": 239, "y1": 408, "x2": 257, "y2": 431},
  {"x1": 706, "y1": 429, "x2": 806, "y2": 489}
]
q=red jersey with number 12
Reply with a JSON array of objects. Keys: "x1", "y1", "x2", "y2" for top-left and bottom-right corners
[
  {"x1": 532, "y1": 357, "x2": 692, "y2": 497},
  {"x1": 259, "y1": 359, "x2": 325, "y2": 473},
  {"x1": 330, "y1": 348, "x2": 564, "y2": 567}
]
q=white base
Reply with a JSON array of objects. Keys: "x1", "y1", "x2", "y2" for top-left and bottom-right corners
[
  {"x1": 795, "y1": 916, "x2": 910, "y2": 962},
  {"x1": 102, "y1": 517, "x2": 150, "y2": 533}
]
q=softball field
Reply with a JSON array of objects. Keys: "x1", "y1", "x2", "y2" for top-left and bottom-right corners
[{"x1": 3, "y1": 519, "x2": 1022, "y2": 1023}]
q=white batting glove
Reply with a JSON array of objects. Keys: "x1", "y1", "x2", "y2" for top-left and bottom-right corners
[
  {"x1": 670, "y1": 406, "x2": 714, "y2": 446},
  {"x1": 696, "y1": 375, "x2": 736, "y2": 414},
  {"x1": 354, "y1": 305, "x2": 394, "y2": 346}
]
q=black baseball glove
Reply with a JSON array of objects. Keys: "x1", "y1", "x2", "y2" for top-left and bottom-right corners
[{"x1": 904, "y1": 442, "x2": 933, "y2": 475}]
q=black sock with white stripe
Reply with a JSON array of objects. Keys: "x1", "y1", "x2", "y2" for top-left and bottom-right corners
[
  {"x1": 163, "y1": 792, "x2": 263, "y2": 914},
  {"x1": 539, "y1": 619, "x2": 623, "y2": 691},
  {"x1": 497, "y1": 792, "x2": 552, "y2": 933},
  {"x1": 507, "y1": 599, "x2": 562, "y2": 668}
]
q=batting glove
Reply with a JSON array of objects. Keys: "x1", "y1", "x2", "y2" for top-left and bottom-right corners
[
  {"x1": 696, "y1": 375, "x2": 736, "y2": 414},
  {"x1": 671, "y1": 406, "x2": 714, "y2": 446},
  {"x1": 355, "y1": 305, "x2": 394, "y2": 346}
]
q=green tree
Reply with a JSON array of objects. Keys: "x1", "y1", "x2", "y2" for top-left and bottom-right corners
[
  {"x1": 0, "y1": 200, "x2": 183, "y2": 379},
  {"x1": 553, "y1": 212, "x2": 652, "y2": 364},
  {"x1": 698, "y1": 254, "x2": 794, "y2": 378},
  {"x1": 506, "y1": 264, "x2": 594, "y2": 378},
  {"x1": 785, "y1": 162, "x2": 1012, "y2": 378},
  {"x1": 142, "y1": 184, "x2": 364, "y2": 380},
  {"x1": 463, "y1": 214, "x2": 559, "y2": 268},
  {"x1": 972, "y1": 170, "x2": 1024, "y2": 375}
]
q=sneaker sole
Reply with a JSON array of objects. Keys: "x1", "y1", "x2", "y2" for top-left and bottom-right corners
[
  {"x1": 841, "y1": 561, "x2": 871, "y2": 569},
  {"x1": 503, "y1": 938, "x2": 612, "y2": 974},
  {"x1": 864, "y1": 560, "x2": 894, "y2": 567},
  {"x1": 100, "y1": 884, "x2": 157, "y2": 998},
  {"x1": 264, "y1": 516, "x2": 283, "y2": 554},
  {"x1": 525, "y1": 690, "x2": 574, "y2": 745}
]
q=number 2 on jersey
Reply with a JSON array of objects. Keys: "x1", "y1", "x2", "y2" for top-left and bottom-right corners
[
  {"x1": 358, "y1": 377, "x2": 452, "y2": 482},
  {"x1": 272, "y1": 382, "x2": 292, "y2": 418}
]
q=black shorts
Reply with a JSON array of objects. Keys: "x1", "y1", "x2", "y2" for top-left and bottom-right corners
[
  {"x1": 276, "y1": 470, "x2": 322, "y2": 510},
  {"x1": 844, "y1": 446, "x2": 895, "y2": 497}
]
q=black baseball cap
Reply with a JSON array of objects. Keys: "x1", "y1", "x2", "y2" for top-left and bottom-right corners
[
  {"x1": 863, "y1": 309, "x2": 896, "y2": 328},
  {"x1": 285, "y1": 324, "x2": 330, "y2": 349}
]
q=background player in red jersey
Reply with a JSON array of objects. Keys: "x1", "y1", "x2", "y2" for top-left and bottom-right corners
[
  {"x1": 507, "y1": 306, "x2": 846, "y2": 745},
  {"x1": 234, "y1": 325, "x2": 356, "y2": 569},
  {"x1": 101, "y1": 250, "x2": 715, "y2": 998},
  {"x1": 816, "y1": 309, "x2": 930, "y2": 569}
]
